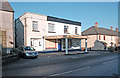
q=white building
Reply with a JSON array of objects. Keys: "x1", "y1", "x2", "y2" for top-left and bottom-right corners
[{"x1": 15, "y1": 12, "x2": 87, "y2": 53}]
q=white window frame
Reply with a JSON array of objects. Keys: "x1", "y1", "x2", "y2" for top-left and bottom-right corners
[
  {"x1": 48, "y1": 23, "x2": 55, "y2": 33},
  {"x1": 32, "y1": 21, "x2": 39, "y2": 32}
]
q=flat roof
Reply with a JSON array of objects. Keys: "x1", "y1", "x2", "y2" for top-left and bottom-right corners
[
  {"x1": 47, "y1": 16, "x2": 81, "y2": 26},
  {"x1": 17, "y1": 12, "x2": 81, "y2": 26}
]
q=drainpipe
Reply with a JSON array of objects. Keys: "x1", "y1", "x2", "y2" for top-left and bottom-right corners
[
  {"x1": 24, "y1": 18, "x2": 27, "y2": 46},
  {"x1": 43, "y1": 37, "x2": 45, "y2": 50}
]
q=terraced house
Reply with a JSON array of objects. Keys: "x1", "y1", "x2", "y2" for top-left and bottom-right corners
[
  {"x1": 15, "y1": 12, "x2": 87, "y2": 53},
  {"x1": 81, "y1": 22, "x2": 119, "y2": 50},
  {"x1": 0, "y1": 1, "x2": 14, "y2": 54}
]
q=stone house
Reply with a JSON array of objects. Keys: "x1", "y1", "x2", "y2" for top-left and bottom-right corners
[{"x1": 0, "y1": 1, "x2": 14, "y2": 54}]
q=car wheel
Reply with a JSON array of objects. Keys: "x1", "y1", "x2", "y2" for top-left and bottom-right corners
[
  {"x1": 33, "y1": 56, "x2": 38, "y2": 59},
  {"x1": 23, "y1": 54, "x2": 27, "y2": 58}
]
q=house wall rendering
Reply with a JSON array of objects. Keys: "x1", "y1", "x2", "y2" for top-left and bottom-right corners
[
  {"x1": 81, "y1": 22, "x2": 119, "y2": 50},
  {"x1": 16, "y1": 12, "x2": 47, "y2": 50},
  {"x1": 15, "y1": 12, "x2": 82, "y2": 51},
  {"x1": 81, "y1": 35, "x2": 97, "y2": 49},
  {"x1": 98, "y1": 35, "x2": 118, "y2": 47}
]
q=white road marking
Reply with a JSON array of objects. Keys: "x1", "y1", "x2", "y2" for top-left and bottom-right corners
[
  {"x1": 105, "y1": 57, "x2": 118, "y2": 60},
  {"x1": 49, "y1": 67, "x2": 91, "y2": 76},
  {"x1": 103, "y1": 59, "x2": 118, "y2": 64}
]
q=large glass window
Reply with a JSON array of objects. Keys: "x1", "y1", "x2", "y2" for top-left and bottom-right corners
[
  {"x1": 32, "y1": 21, "x2": 39, "y2": 31},
  {"x1": 48, "y1": 23, "x2": 55, "y2": 33}
]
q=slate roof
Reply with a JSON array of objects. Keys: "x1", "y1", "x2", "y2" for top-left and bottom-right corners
[
  {"x1": 0, "y1": 1, "x2": 14, "y2": 12},
  {"x1": 82, "y1": 26, "x2": 119, "y2": 36}
]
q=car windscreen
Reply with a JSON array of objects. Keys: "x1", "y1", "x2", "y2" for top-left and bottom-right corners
[{"x1": 24, "y1": 47, "x2": 35, "y2": 51}]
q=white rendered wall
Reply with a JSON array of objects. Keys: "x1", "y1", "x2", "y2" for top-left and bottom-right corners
[
  {"x1": 46, "y1": 21, "x2": 81, "y2": 36},
  {"x1": 98, "y1": 35, "x2": 118, "y2": 47},
  {"x1": 16, "y1": 12, "x2": 82, "y2": 51},
  {"x1": 16, "y1": 12, "x2": 47, "y2": 51}
]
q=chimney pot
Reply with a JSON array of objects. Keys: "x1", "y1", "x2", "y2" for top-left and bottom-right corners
[
  {"x1": 116, "y1": 28, "x2": 118, "y2": 32},
  {"x1": 110, "y1": 26, "x2": 113, "y2": 30},
  {"x1": 95, "y1": 22, "x2": 98, "y2": 27}
]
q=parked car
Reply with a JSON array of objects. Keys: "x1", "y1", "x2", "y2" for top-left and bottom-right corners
[{"x1": 16, "y1": 46, "x2": 39, "y2": 58}]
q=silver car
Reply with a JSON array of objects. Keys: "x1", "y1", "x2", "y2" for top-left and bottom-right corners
[{"x1": 17, "y1": 46, "x2": 39, "y2": 58}]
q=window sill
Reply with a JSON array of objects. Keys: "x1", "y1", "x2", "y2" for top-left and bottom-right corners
[
  {"x1": 64, "y1": 33, "x2": 70, "y2": 34},
  {"x1": 32, "y1": 30, "x2": 40, "y2": 32},
  {"x1": 48, "y1": 31, "x2": 56, "y2": 33}
]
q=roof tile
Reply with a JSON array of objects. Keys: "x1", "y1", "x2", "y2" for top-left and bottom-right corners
[
  {"x1": 82, "y1": 26, "x2": 119, "y2": 36},
  {"x1": 0, "y1": 1, "x2": 14, "y2": 12}
]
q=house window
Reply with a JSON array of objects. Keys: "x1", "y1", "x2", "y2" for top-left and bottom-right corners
[
  {"x1": 104, "y1": 36, "x2": 106, "y2": 40},
  {"x1": 64, "y1": 25, "x2": 69, "y2": 34},
  {"x1": 32, "y1": 21, "x2": 39, "y2": 32},
  {"x1": 75, "y1": 27, "x2": 78, "y2": 34},
  {"x1": 99, "y1": 35, "x2": 101, "y2": 40},
  {"x1": 48, "y1": 23, "x2": 55, "y2": 33}
]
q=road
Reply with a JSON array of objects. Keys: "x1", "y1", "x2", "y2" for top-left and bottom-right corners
[{"x1": 2, "y1": 52, "x2": 119, "y2": 77}]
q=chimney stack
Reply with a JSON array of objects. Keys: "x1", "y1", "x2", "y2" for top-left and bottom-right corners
[
  {"x1": 110, "y1": 26, "x2": 113, "y2": 30},
  {"x1": 95, "y1": 22, "x2": 98, "y2": 27},
  {"x1": 116, "y1": 28, "x2": 118, "y2": 32}
]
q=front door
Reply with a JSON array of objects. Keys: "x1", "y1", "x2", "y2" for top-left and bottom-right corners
[
  {"x1": 33, "y1": 39, "x2": 43, "y2": 51},
  {"x1": 58, "y1": 39, "x2": 61, "y2": 51}
]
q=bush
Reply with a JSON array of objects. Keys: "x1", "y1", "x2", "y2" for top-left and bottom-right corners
[
  {"x1": 108, "y1": 47, "x2": 115, "y2": 52},
  {"x1": 115, "y1": 46, "x2": 120, "y2": 51},
  {"x1": 2, "y1": 48, "x2": 19, "y2": 58},
  {"x1": 10, "y1": 48, "x2": 18, "y2": 53}
]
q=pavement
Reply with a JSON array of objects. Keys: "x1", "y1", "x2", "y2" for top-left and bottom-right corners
[{"x1": 2, "y1": 54, "x2": 20, "y2": 65}]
